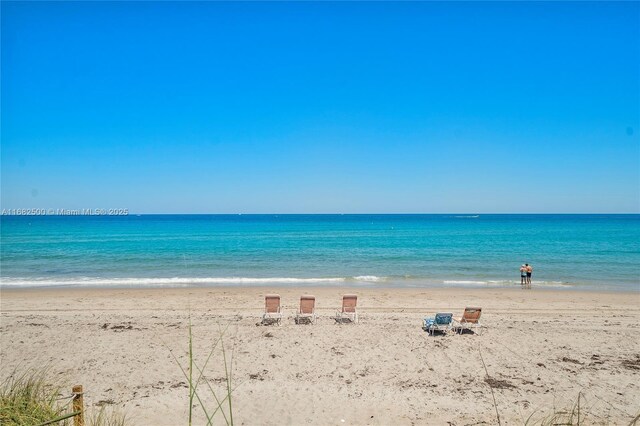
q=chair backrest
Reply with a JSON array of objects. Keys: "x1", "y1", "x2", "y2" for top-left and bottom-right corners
[
  {"x1": 299, "y1": 295, "x2": 315, "y2": 314},
  {"x1": 435, "y1": 313, "x2": 453, "y2": 325},
  {"x1": 264, "y1": 294, "x2": 281, "y2": 313},
  {"x1": 462, "y1": 307, "x2": 482, "y2": 323},
  {"x1": 342, "y1": 294, "x2": 357, "y2": 313}
]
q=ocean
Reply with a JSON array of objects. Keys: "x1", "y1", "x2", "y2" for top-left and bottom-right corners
[{"x1": 1, "y1": 214, "x2": 638, "y2": 291}]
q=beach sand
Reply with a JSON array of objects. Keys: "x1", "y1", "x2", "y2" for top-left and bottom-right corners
[{"x1": 1, "y1": 286, "x2": 639, "y2": 425}]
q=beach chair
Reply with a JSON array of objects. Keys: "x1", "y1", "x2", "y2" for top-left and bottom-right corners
[
  {"x1": 453, "y1": 307, "x2": 482, "y2": 335},
  {"x1": 295, "y1": 295, "x2": 317, "y2": 324},
  {"x1": 262, "y1": 294, "x2": 282, "y2": 325},
  {"x1": 422, "y1": 313, "x2": 453, "y2": 335},
  {"x1": 335, "y1": 294, "x2": 358, "y2": 323}
]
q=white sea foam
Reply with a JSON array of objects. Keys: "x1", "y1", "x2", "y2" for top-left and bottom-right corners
[
  {"x1": 0, "y1": 276, "x2": 347, "y2": 288},
  {"x1": 443, "y1": 280, "x2": 489, "y2": 285},
  {"x1": 0, "y1": 276, "x2": 577, "y2": 289},
  {"x1": 525, "y1": 280, "x2": 574, "y2": 287},
  {"x1": 442, "y1": 279, "x2": 574, "y2": 288},
  {"x1": 352, "y1": 275, "x2": 385, "y2": 282}
]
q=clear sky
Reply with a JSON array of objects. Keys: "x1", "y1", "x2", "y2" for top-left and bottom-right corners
[{"x1": 1, "y1": 1, "x2": 638, "y2": 213}]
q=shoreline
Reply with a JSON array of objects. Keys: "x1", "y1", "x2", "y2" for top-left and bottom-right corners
[
  {"x1": 3, "y1": 286, "x2": 638, "y2": 316},
  {"x1": 1, "y1": 282, "x2": 638, "y2": 296}
]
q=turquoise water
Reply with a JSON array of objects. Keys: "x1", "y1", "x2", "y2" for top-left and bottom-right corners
[{"x1": 1, "y1": 214, "x2": 638, "y2": 291}]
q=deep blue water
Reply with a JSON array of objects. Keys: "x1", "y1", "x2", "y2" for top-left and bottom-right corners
[{"x1": 1, "y1": 214, "x2": 638, "y2": 291}]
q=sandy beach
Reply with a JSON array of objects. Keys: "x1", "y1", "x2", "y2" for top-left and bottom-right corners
[{"x1": 1, "y1": 286, "x2": 638, "y2": 425}]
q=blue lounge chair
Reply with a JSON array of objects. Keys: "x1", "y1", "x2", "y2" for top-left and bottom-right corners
[{"x1": 422, "y1": 313, "x2": 453, "y2": 335}]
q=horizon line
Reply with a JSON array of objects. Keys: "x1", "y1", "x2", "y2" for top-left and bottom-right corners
[{"x1": 2, "y1": 212, "x2": 639, "y2": 216}]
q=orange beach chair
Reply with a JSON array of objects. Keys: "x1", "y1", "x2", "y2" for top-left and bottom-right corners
[
  {"x1": 335, "y1": 294, "x2": 358, "y2": 323},
  {"x1": 295, "y1": 295, "x2": 317, "y2": 324},
  {"x1": 262, "y1": 294, "x2": 283, "y2": 325},
  {"x1": 453, "y1": 307, "x2": 482, "y2": 335}
]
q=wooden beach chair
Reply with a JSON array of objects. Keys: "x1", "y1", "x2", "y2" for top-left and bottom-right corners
[
  {"x1": 295, "y1": 295, "x2": 317, "y2": 324},
  {"x1": 261, "y1": 294, "x2": 282, "y2": 325},
  {"x1": 422, "y1": 313, "x2": 453, "y2": 335},
  {"x1": 335, "y1": 294, "x2": 358, "y2": 323},
  {"x1": 453, "y1": 307, "x2": 482, "y2": 335}
]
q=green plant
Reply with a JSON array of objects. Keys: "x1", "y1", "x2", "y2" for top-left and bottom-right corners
[
  {"x1": 0, "y1": 369, "x2": 69, "y2": 426},
  {"x1": 86, "y1": 406, "x2": 128, "y2": 426},
  {"x1": 0, "y1": 369, "x2": 128, "y2": 426},
  {"x1": 167, "y1": 319, "x2": 239, "y2": 426},
  {"x1": 525, "y1": 392, "x2": 594, "y2": 425}
]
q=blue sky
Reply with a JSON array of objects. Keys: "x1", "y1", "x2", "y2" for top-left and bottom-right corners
[{"x1": 1, "y1": 2, "x2": 638, "y2": 213}]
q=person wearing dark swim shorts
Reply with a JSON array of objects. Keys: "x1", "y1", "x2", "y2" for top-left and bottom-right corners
[{"x1": 525, "y1": 263, "x2": 533, "y2": 286}]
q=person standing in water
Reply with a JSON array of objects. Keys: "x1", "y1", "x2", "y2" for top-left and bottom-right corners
[
  {"x1": 526, "y1": 263, "x2": 533, "y2": 287},
  {"x1": 520, "y1": 264, "x2": 527, "y2": 287}
]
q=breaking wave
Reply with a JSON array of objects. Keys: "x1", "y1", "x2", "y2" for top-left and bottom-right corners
[{"x1": 0, "y1": 275, "x2": 388, "y2": 288}]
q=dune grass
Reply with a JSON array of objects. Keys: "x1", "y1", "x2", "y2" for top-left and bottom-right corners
[
  {"x1": 530, "y1": 392, "x2": 587, "y2": 425},
  {"x1": 86, "y1": 406, "x2": 128, "y2": 426},
  {"x1": 167, "y1": 319, "x2": 239, "y2": 426},
  {"x1": 0, "y1": 370, "x2": 69, "y2": 426},
  {"x1": 0, "y1": 369, "x2": 127, "y2": 426},
  {"x1": 523, "y1": 392, "x2": 639, "y2": 425}
]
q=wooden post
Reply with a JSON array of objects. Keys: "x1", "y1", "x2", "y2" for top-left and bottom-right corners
[{"x1": 72, "y1": 385, "x2": 84, "y2": 426}]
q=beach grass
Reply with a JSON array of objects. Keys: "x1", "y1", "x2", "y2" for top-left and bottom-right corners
[
  {"x1": 0, "y1": 369, "x2": 128, "y2": 426},
  {"x1": 522, "y1": 391, "x2": 633, "y2": 425},
  {"x1": 0, "y1": 369, "x2": 68, "y2": 426},
  {"x1": 86, "y1": 406, "x2": 128, "y2": 426},
  {"x1": 167, "y1": 318, "x2": 237, "y2": 426},
  {"x1": 532, "y1": 393, "x2": 587, "y2": 425}
]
